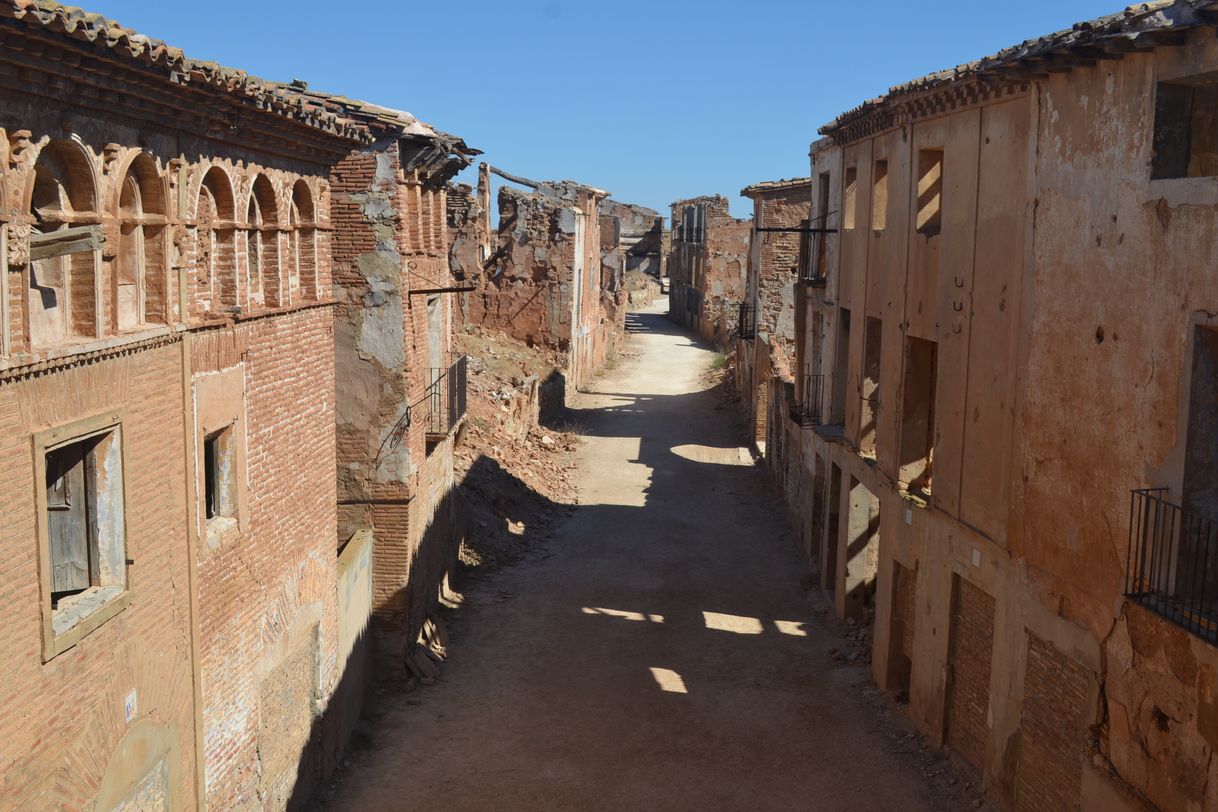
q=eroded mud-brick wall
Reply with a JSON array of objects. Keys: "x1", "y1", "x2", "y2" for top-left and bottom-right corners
[
  {"x1": 743, "y1": 179, "x2": 811, "y2": 350},
  {"x1": 459, "y1": 175, "x2": 614, "y2": 389},
  {"x1": 667, "y1": 194, "x2": 750, "y2": 343},
  {"x1": 330, "y1": 137, "x2": 462, "y2": 677}
]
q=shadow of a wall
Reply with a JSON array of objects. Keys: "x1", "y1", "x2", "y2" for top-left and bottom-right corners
[{"x1": 286, "y1": 453, "x2": 565, "y2": 809}]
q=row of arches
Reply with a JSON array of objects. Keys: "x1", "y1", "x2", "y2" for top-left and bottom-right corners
[
  {"x1": 194, "y1": 166, "x2": 318, "y2": 315},
  {"x1": 14, "y1": 137, "x2": 322, "y2": 353}
]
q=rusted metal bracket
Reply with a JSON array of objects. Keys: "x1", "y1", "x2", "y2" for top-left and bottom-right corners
[
  {"x1": 755, "y1": 226, "x2": 839, "y2": 234},
  {"x1": 407, "y1": 286, "x2": 476, "y2": 295}
]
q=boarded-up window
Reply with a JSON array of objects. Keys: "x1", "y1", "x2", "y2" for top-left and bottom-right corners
[
  {"x1": 46, "y1": 439, "x2": 95, "y2": 599},
  {"x1": 43, "y1": 425, "x2": 127, "y2": 638}
]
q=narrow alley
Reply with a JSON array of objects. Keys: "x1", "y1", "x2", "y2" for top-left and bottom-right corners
[{"x1": 324, "y1": 301, "x2": 978, "y2": 811}]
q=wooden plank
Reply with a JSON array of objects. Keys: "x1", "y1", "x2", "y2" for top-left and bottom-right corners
[{"x1": 47, "y1": 443, "x2": 90, "y2": 594}]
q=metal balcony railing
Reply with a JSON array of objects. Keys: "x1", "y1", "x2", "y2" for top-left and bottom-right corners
[
  {"x1": 796, "y1": 368, "x2": 824, "y2": 428},
  {"x1": 798, "y1": 216, "x2": 830, "y2": 286},
  {"x1": 737, "y1": 303, "x2": 756, "y2": 340},
  {"x1": 1126, "y1": 488, "x2": 1218, "y2": 643},
  {"x1": 425, "y1": 354, "x2": 468, "y2": 437}
]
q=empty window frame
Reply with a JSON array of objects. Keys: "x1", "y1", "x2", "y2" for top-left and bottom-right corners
[
  {"x1": 1152, "y1": 77, "x2": 1218, "y2": 179},
  {"x1": 204, "y1": 426, "x2": 236, "y2": 523},
  {"x1": 899, "y1": 336, "x2": 938, "y2": 496},
  {"x1": 38, "y1": 419, "x2": 128, "y2": 657},
  {"x1": 872, "y1": 160, "x2": 889, "y2": 232},
  {"x1": 860, "y1": 317, "x2": 883, "y2": 457},
  {"x1": 815, "y1": 172, "x2": 831, "y2": 277},
  {"x1": 830, "y1": 308, "x2": 852, "y2": 425},
  {"x1": 843, "y1": 167, "x2": 858, "y2": 231},
  {"x1": 916, "y1": 150, "x2": 944, "y2": 235}
]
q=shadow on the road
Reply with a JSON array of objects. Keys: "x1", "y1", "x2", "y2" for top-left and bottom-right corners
[
  {"x1": 286, "y1": 454, "x2": 564, "y2": 810},
  {"x1": 294, "y1": 310, "x2": 910, "y2": 810},
  {"x1": 625, "y1": 310, "x2": 714, "y2": 349}
]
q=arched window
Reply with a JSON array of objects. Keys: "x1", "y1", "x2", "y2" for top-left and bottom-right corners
[
  {"x1": 196, "y1": 168, "x2": 235, "y2": 316},
  {"x1": 246, "y1": 194, "x2": 263, "y2": 306},
  {"x1": 291, "y1": 180, "x2": 317, "y2": 301},
  {"x1": 249, "y1": 175, "x2": 279, "y2": 308},
  {"x1": 116, "y1": 154, "x2": 167, "y2": 330},
  {"x1": 28, "y1": 140, "x2": 99, "y2": 348}
]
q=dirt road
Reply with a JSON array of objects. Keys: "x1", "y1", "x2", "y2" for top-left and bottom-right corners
[{"x1": 325, "y1": 303, "x2": 979, "y2": 811}]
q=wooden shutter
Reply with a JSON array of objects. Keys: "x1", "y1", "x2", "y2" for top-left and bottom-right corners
[{"x1": 47, "y1": 443, "x2": 91, "y2": 594}]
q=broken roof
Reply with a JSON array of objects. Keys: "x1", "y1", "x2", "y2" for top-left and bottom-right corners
[
  {"x1": 820, "y1": 0, "x2": 1218, "y2": 137},
  {"x1": 277, "y1": 83, "x2": 480, "y2": 184},
  {"x1": 740, "y1": 177, "x2": 812, "y2": 197},
  {"x1": 279, "y1": 83, "x2": 480, "y2": 158},
  {"x1": 669, "y1": 194, "x2": 729, "y2": 208},
  {"x1": 1, "y1": 0, "x2": 369, "y2": 141}
]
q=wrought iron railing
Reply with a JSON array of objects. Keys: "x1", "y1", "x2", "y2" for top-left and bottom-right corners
[
  {"x1": 738, "y1": 303, "x2": 756, "y2": 340},
  {"x1": 425, "y1": 354, "x2": 468, "y2": 437},
  {"x1": 1126, "y1": 488, "x2": 1218, "y2": 643},
  {"x1": 795, "y1": 368, "x2": 824, "y2": 428},
  {"x1": 798, "y1": 216, "x2": 829, "y2": 286}
]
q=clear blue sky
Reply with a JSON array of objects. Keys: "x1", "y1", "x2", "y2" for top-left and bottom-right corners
[{"x1": 92, "y1": 0, "x2": 1120, "y2": 218}]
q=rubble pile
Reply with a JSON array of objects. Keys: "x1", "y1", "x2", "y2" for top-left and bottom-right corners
[{"x1": 453, "y1": 327, "x2": 581, "y2": 568}]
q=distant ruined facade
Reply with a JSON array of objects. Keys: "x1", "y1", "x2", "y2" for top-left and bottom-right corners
[
  {"x1": 449, "y1": 164, "x2": 628, "y2": 393},
  {"x1": 737, "y1": 178, "x2": 811, "y2": 449},
  {"x1": 666, "y1": 194, "x2": 750, "y2": 344}
]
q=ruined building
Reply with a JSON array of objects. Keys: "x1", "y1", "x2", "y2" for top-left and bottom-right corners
[
  {"x1": 451, "y1": 164, "x2": 621, "y2": 392},
  {"x1": 598, "y1": 199, "x2": 663, "y2": 290},
  {"x1": 757, "y1": 1, "x2": 1218, "y2": 809},
  {"x1": 310, "y1": 90, "x2": 477, "y2": 678},
  {"x1": 736, "y1": 178, "x2": 811, "y2": 450},
  {"x1": 666, "y1": 194, "x2": 750, "y2": 344},
  {"x1": 0, "y1": 1, "x2": 475, "y2": 807}
]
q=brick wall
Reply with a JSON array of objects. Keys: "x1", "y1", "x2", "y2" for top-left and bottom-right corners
[
  {"x1": 464, "y1": 186, "x2": 578, "y2": 351},
  {"x1": 195, "y1": 307, "x2": 338, "y2": 808},
  {"x1": 1015, "y1": 634, "x2": 1089, "y2": 811},
  {"x1": 666, "y1": 195, "x2": 750, "y2": 343},
  {"x1": 0, "y1": 341, "x2": 197, "y2": 808},
  {"x1": 747, "y1": 182, "x2": 810, "y2": 349},
  {"x1": 946, "y1": 576, "x2": 995, "y2": 770}
]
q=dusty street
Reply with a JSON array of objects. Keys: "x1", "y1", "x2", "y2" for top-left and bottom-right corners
[{"x1": 326, "y1": 302, "x2": 977, "y2": 811}]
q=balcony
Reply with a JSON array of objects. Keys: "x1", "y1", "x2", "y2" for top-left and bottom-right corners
[
  {"x1": 795, "y1": 368, "x2": 824, "y2": 428},
  {"x1": 797, "y1": 218, "x2": 829, "y2": 287},
  {"x1": 1127, "y1": 488, "x2": 1218, "y2": 643},
  {"x1": 737, "y1": 303, "x2": 757, "y2": 340},
  {"x1": 425, "y1": 354, "x2": 468, "y2": 438}
]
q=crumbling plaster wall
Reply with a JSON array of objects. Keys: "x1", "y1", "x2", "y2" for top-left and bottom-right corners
[
  {"x1": 331, "y1": 140, "x2": 461, "y2": 675},
  {"x1": 1019, "y1": 32, "x2": 1218, "y2": 811}
]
